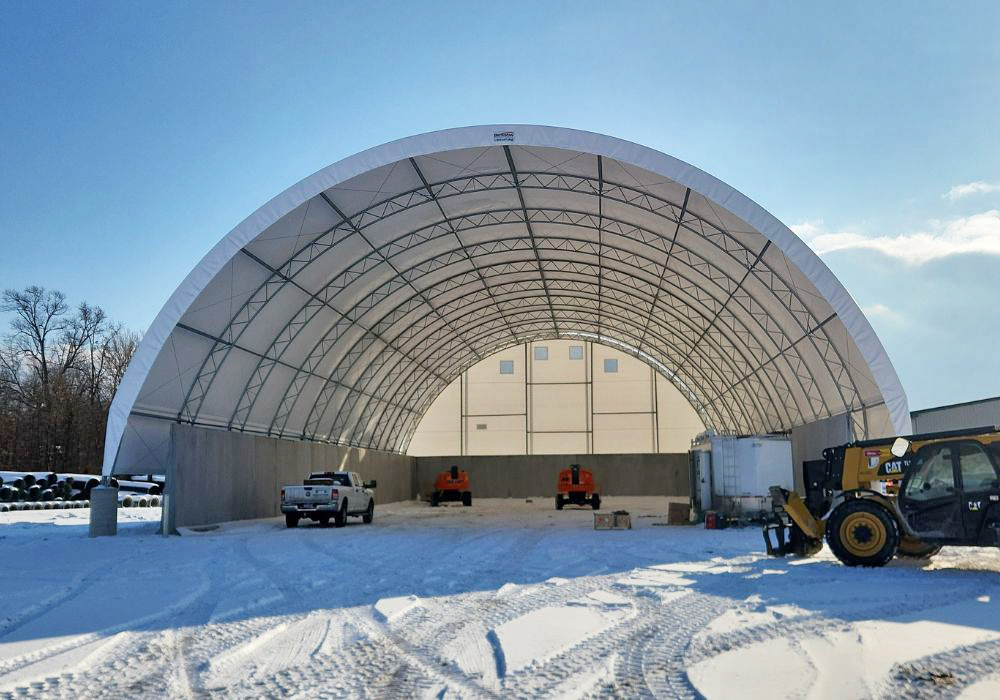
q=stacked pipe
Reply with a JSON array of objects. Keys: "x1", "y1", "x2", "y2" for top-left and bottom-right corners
[{"x1": 0, "y1": 471, "x2": 166, "y2": 511}]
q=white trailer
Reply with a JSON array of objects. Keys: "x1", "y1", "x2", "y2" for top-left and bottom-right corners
[{"x1": 690, "y1": 435, "x2": 794, "y2": 516}]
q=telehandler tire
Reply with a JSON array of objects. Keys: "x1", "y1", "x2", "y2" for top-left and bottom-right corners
[
  {"x1": 826, "y1": 499, "x2": 899, "y2": 567},
  {"x1": 285, "y1": 513, "x2": 299, "y2": 529}
]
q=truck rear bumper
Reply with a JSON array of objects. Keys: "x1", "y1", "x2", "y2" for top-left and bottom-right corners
[{"x1": 281, "y1": 504, "x2": 337, "y2": 514}]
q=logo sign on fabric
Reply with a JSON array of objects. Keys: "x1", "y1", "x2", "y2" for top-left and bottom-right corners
[{"x1": 494, "y1": 131, "x2": 515, "y2": 143}]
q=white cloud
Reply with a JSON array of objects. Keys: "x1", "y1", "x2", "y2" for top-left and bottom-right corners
[
  {"x1": 944, "y1": 181, "x2": 1000, "y2": 202},
  {"x1": 791, "y1": 210, "x2": 1000, "y2": 265},
  {"x1": 862, "y1": 303, "x2": 893, "y2": 318},
  {"x1": 860, "y1": 303, "x2": 906, "y2": 325}
]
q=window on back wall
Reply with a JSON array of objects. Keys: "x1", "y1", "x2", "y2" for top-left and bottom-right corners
[
  {"x1": 499, "y1": 360, "x2": 514, "y2": 374},
  {"x1": 568, "y1": 345, "x2": 584, "y2": 360},
  {"x1": 603, "y1": 358, "x2": 618, "y2": 373},
  {"x1": 533, "y1": 346, "x2": 548, "y2": 361}
]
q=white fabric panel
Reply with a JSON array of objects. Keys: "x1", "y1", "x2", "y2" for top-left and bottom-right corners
[
  {"x1": 520, "y1": 187, "x2": 601, "y2": 218},
  {"x1": 411, "y1": 147, "x2": 509, "y2": 183},
  {"x1": 307, "y1": 324, "x2": 369, "y2": 377},
  {"x1": 323, "y1": 260, "x2": 395, "y2": 314},
  {"x1": 242, "y1": 197, "x2": 342, "y2": 270},
  {"x1": 290, "y1": 232, "x2": 373, "y2": 296},
  {"x1": 271, "y1": 304, "x2": 343, "y2": 369},
  {"x1": 362, "y1": 200, "x2": 443, "y2": 250},
  {"x1": 512, "y1": 146, "x2": 598, "y2": 178},
  {"x1": 133, "y1": 329, "x2": 213, "y2": 416},
  {"x1": 242, "y1": 363, "x2": 295, "y2": 434},
  {"x1": 112, "y1": 414, "x2": 173, "y2": 475},
  {"x1": 321, "y1": 160, "x2": 425, "y2": 219},
  {"x1": 234, "y1": 282, "x2": 311, "y2": 355},
  {"x1": 438, "y1": 187, "x2": 523, "y2": 220},
  {"x1": 276, "y1": 373, "x2": 327, "y2": 438},
  {"x1": 178, "y1": 253, "x2": 271, "y2": 337},
  {"x1": 195, "y1": 346, "x2": 260, "y2": 427}
]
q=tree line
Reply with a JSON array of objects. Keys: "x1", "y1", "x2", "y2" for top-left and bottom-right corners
[{"x1": 0, "y1": 286, "x2": 138, "y2": 474}]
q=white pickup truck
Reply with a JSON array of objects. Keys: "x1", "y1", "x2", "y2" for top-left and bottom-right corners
[{"x1": 280, "y1": 471, "x2": 376, "y2": 528}]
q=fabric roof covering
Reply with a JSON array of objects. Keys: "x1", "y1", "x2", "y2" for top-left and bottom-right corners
[{"x1": 104, "y1": 125, "x2": 911, "y2": 475}]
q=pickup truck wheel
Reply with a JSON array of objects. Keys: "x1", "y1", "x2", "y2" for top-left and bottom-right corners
[
  {"x1": 285, "y1": 514, "x2": 299, "y2": 529},
  {"x1": 363, "y1": 499, "x2": 374, "y2": 524},
  {"x1": 334, "y1": 499, "x2": 347, "y2": 527},
  {"x1": 317, "y1": 514, "x2": 331, "y2": 527}
]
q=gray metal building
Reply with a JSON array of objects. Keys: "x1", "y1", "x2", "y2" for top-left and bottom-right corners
[{"x1": 911, "y1": 397, "x2": 1000, "y2": 434}]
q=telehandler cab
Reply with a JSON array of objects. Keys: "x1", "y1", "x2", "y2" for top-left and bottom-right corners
[{"x1": 765, "y1": 426, "x2": 1000, "y2": 566}]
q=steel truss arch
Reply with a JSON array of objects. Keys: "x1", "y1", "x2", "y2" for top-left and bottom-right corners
[
  {"x1": 228, "y1": 226, "x2": 808, "y2": 441},
  {"x1": 216, "y1": 208, "x2": 839, "y2": 440},
  {"x1": 103, "y1": 125, "x2": 911, "y2": 475}
]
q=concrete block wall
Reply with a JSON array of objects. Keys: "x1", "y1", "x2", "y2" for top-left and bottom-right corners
[
  {"x1": 414, "y1": 453, "x2": 689, "y2": 500},
  {"x1": 165, "y1": 424, "x2": 690, "y2": 529},
  {"x1": 166, "y1": 424, "x2": 415, "y2": 530}
]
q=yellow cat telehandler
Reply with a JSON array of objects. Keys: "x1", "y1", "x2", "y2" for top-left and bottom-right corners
[{"x1": 764, "y1": 426, "x2": 1000, "y2": 566}]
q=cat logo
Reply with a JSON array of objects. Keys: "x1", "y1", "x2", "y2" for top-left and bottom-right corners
[{"x1": 968, "y1": 500, "x2": 982, "y2": 512}]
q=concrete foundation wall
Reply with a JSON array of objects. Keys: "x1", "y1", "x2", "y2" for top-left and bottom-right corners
[
  {"x1": 166, "y1": 424, "x2": 415, "y2": 530},
  {"x1": 414, "y1": 453, "x2": 689, "y2": 499}
]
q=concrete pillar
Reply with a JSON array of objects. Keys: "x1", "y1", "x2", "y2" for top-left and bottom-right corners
[{"x1": 89, "y1": 486, "x2": 118, "y2": 537}]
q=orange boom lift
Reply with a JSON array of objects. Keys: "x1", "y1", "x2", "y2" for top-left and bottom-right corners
[
  {"x1": 556, "y1": 464, "x2": 601, "y2": 510},
  {"x1": 430, "y1": 465, "x2": 472, "y2": 507}
]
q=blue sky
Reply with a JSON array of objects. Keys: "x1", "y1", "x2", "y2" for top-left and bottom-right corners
[{"x1": 2, "y1": 0, "x2": 998, "y2": 411}]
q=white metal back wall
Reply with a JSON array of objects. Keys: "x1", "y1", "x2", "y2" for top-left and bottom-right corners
[{"x1": 104, "y1": 125, "x2": 911, "y2": 476}]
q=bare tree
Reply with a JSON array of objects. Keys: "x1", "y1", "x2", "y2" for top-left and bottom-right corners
[
  {"x1": 103, "y1": 326, "x2": 139, "y2": 399},
  {"x1": 1, "y1": 286, "x2": 69, "y2": 399},
  {"x1": 0, "y1": 286, "x2": 138, "y2": 472}
]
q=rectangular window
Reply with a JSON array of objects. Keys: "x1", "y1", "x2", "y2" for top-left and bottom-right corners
[
  {"x1": 603, "y1": 358, "x2": 619, "y2": 373},
  {"x1": 476, "y1": 423, "x2": 487, "y2": 431},
  {"x1": 533, "y1": 346, "x2": 548, "y2": 361},
  {"x1": 499, "y1": 360, "x2": 514, "y2": 374},
  {"x1": 568, "y1": 345, "x2": 584, "y2": 360}
]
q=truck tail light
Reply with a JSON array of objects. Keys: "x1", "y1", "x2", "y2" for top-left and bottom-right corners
[
  {"x1": 280, "y1": 488, "x2": 285, "y2": 500},
  {"x1": 331, "y1": 489, "x2": 338, "y2": 497}
]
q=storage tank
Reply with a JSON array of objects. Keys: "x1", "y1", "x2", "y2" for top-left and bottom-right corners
[{"x1": 690, "y1": 435, "x2": 794, "y2": 517}]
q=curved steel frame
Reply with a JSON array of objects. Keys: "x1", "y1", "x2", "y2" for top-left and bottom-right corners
[{"x1": 103, "y1": 125, "x2": 911, "y2": 473}]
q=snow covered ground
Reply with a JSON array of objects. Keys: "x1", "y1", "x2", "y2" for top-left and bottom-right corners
[{"x1": 1, "y1": 497, "x2": 999, "y2": 699}]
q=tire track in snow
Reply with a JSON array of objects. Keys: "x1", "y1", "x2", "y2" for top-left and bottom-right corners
[
  {"x1": 684, "y1": 580, "x2": 991, "y2": 668},
  {"x1": 0, "y1": 568, "x2": 215, "y2": 699},
  {"x1": 883, "y1": 637, "x2": 1000, "y2": 699}
]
